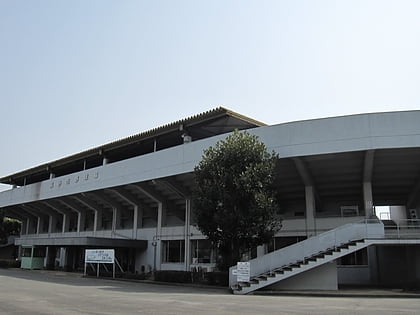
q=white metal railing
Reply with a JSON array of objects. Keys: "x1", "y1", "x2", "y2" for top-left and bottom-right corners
[
  {"x1": 229, "y1": 219, "x2": 384, "y2": 286},
  {"x1": 383, "y1": 219, "x2": 420, "y2": 239}
]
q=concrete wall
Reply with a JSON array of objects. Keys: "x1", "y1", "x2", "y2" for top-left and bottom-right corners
[
  {"x1": 3, "y1": 110, "x2": 420, "y2": 208},
  {"x1": 390, "y1": 206, "x2": 407, "y2": 221},
  {"x1": 265, "y1": 261, "x2": 338, "y2": 291},
  {"x1": 338, "y1": 266, "x2": 370, "y2": 285}
]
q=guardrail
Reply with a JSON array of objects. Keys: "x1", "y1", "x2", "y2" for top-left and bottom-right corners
[
  {"x1": 229, "y1": 219, "x2": 384, "y2": 286},
  {"x1": 383, "y1": 219, "x2": 420, "y2": 239}
]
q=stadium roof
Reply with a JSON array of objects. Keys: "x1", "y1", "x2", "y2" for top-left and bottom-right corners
[{"x1": 1, "y1": 107, "x2": 266, "y2": 186}]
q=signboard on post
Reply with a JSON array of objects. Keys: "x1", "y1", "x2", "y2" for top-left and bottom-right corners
[
  {"x1": 85, "y1": 249, "x2": 115, "y2": 264},
  {"x1": 84, "y1": 249, "x2": 116, "y2": 278},
  {"x1": 236, "y1": 261, "x2": 250, "y2": 282}
]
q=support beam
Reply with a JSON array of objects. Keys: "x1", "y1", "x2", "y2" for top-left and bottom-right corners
[
  {"x1": 363, "y1": 150, "x2": 375, "y2": 183},
  {"x1": 292, "y1": 157, "x2": 321, "y2": 206},
  {"x1": 87, "y1": 191, "x2": 122, "y2": 232},
  {"x1": 184, "y1": 198, "x2": 191, "y2": 271},
  {"x1": 72, "y1": 195, "x2": 103, "y2": 235},
  {"x1": 305, "y1": 186, "x2": 316, "y2": 237},
  {"x1": 363, "y1": 182, "x2": 374, "y2": 218},
  {"x1": 363, "y1": 150, "x2": 375, "y2": 218},
  {"x1": 107, "y1": 188, "x2": 143, "y2": 239},
  {"x1": 130, "y1": 183, "x2": 166, "y2": 204},
  {"x1": 43, "y1": 201, "x2": 72, "y2": 233},
  {"x1": 158, "y1": 178, "x2": 191, "y2": 199},
  {"x1": 16, "y1": 206, "x2": 38, "y2": 234},
  {"x1": 90, "y1": 191, "x2": 122, "y2": 209},
  {"x1": 21, "y1": 205, "x2": 46, "y2": 235},
  {"x1": 58, "y1": 199, "x2": 85, "y2": 234},
  {"x1": 407, "y1": 176, "x2": 420, "y2": 209}
]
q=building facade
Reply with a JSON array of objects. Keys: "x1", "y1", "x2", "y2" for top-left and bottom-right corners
[{"x1": 1, "y1": 108, "x2": 420, "y2": 292}]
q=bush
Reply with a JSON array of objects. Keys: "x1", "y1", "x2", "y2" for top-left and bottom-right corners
[
  {"x1": 204, "y1": 272, "x2": 228, "y2": 286},
  {"x1": 154, "y1": 271, "x2": 192, "y2": 283},
  {"x1": 0, "y1": 259, "x2": 20, "y2": 268}
]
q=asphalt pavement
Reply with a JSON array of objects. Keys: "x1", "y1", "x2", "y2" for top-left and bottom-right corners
[{"x1": 0, "y1": 268, "x2": 420, "y2": 314}]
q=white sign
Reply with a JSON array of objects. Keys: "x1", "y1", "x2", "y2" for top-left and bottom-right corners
[
  {"x1": 237, "y1": 261, "x2": 250, "y2": 282},
  {"x1": 85, "y1": 249, "x2": 115, "y2": 264}
]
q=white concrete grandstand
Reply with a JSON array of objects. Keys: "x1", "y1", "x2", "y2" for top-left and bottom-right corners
[{"x1": 1, "y1": 108, "x2": 420, "y2": 292}]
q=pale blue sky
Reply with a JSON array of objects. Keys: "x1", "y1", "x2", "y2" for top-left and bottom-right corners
[{"x1": 1, "y1": 0, "x2": 419, "y2": 191}]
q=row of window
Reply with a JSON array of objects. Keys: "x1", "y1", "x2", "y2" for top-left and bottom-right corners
[{"x1": 162, "y1": 239, "x2": 215, "y2": 264}]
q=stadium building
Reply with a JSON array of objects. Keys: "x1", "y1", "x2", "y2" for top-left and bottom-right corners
[{"x1": 1, "y1": 107, "x2": 420, "y2": 294}]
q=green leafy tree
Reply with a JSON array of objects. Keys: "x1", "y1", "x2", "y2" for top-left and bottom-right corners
[
  {"x1": 0, "y1": 210, "x2": 20, "y2": 244},
  {"x1": 193, "y1": 130, "x2": 281, "y2": 270}
]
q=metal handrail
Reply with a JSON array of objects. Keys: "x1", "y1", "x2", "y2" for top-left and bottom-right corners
[{"x1": 229, "y1": 219, "x2": 384, "y2": 286}]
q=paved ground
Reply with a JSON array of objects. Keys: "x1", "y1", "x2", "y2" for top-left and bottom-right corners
[{"x1": 1, "y1": 268, "x2": 420, "y2": 315}]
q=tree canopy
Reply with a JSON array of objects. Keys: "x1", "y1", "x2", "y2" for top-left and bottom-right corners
[
  {"x1": 193, "y1": 130, "x2": 281, "y2": 270},
  {"x1": 0, "y1": 210, "x2": 20, "y2": 244}
]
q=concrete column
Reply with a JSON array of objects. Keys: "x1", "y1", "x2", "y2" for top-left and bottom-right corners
[
  {"x1": 77, "y1": 211, "x2": 86, "y2": 234},
  {"x1": 46, "y1": 246, "x2": 56, "y2": 270},
  {"x1": 305, "y1": 186, "x2": 316, "y2": 237},
  {"x1": 62, "y1": 214, "x2": 70, "y2": 233},
  {"x1": 93, "y1": 210, "x2": 103, "y2": 235},
  {"x1": 112, "y1": 207, "x2": 121, "y2": 232},
  {"x1": 132, "y1": 205, "x2": 138, "y2": 239},
  {"x1": 363, "y1": 182, "x2": 374, "y2": 218},
  {"x1": 36, "y1": 216, "x2": 42, "y2": 235},
  {"x1": 26, "y1": 218, "x2": 30, "y2": 235},
  {"x1": 156, "y1": 202, "x2": 164, "y2": 270},
  {"x1": 48, "y1": 215, "x2": 53, "y2": 234},
  {"x1": 184, "y1": 199, "x2": 191, "y2": 271},
  {"x1": 21, "y1": 220, "x2": 27, "y2": 235}
]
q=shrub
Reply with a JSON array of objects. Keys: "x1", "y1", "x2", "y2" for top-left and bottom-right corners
[
  {"x1": 0, "y1": 259, "x2": 20, "y2": 268},
  {"x1": 154, "y1": 271, "x2": 192, "y2": 283}
]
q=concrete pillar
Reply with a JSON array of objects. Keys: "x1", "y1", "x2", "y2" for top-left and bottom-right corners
[
  {"x1": 138, "y1": 205, "x2": 143, "y2": 229},
  {"x1": 305, "y1": 186, "x2": 316, "y2": 237},
  {"x1": 48, "y1": 215, "x2": 58, "y2": 234},
  {"x1": 62, "y1": 214, "x2": 70, "y2": 233},
  {"x1": 184, "y1": 199, "x2": 191, "y2": 271},
  {"x1": 77, "y1": 211, "x2": 86, "y2": 234},
  {"x1": 156, "y1": 202, "x2": 165, "y2": 270},
  {"x1": 26, "y1": 218, "x2": 30, "y2": 235},
  {"x1": 112, "y1": 207, "x2": 121, "y2": 232},
  {"x1": 132, "y1": 205, "x2": 138, "y2": 239},
  {"x1": 46, "y1": 246, "x2": 56, "y2": 270},
  {"x1": 36, "y1": 216, "x2": 42, "y2": 235},
  {"x1": 363, "y1": 182, "x2": 374, "y2": 218},
  {"x1": 93, "y1": 210, "x2": 103, "y2": 235},
  {"x1": 21, "y1": 220, "x2": 27, "y2": 235}
]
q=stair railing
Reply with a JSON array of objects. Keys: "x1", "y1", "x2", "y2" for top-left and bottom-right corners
[{"x1": 229, "y1": 219, "x2": 384, "y2": 287}]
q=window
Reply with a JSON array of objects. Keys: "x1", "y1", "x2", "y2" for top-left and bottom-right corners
[
  {"x1": 191, "y1": 239, "x2": 214, "y2": 264},
  {"x1": 33, "y1": 247, "x2": 46, "y2": 258},
  {"x1": 162, "y1": 240, "x2": 184, "y2": 263},
  {"x1": 22, "y1": 248, "x2": 32, "y2": 257}
]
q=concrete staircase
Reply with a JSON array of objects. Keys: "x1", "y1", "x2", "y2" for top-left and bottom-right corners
[
  {"x1": 232, "y1": 239, "x2": 368, "y2": 294},
  {"x1": 229, "y1": 220, "x2": 385, "y2": 295}
]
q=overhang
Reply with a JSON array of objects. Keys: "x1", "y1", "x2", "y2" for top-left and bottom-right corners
[{"x1": 15, "y1": 237, "x2": 148, "y2": 249}]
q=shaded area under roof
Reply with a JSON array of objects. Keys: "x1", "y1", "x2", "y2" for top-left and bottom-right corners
[
  {"x1": 15, "y1": 237, "x2": 148, "y2": 248},
  {"x1": 1, "y1": 107, "x2": 266, "y2": 186}
]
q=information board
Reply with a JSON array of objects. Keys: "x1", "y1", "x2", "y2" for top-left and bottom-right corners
[
  {"x1": 85, "y1": 249, "x2": 115, "y2": 264},
  {"x1": 236, "y1": 261, "x2": 250, "y2": 282}
]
